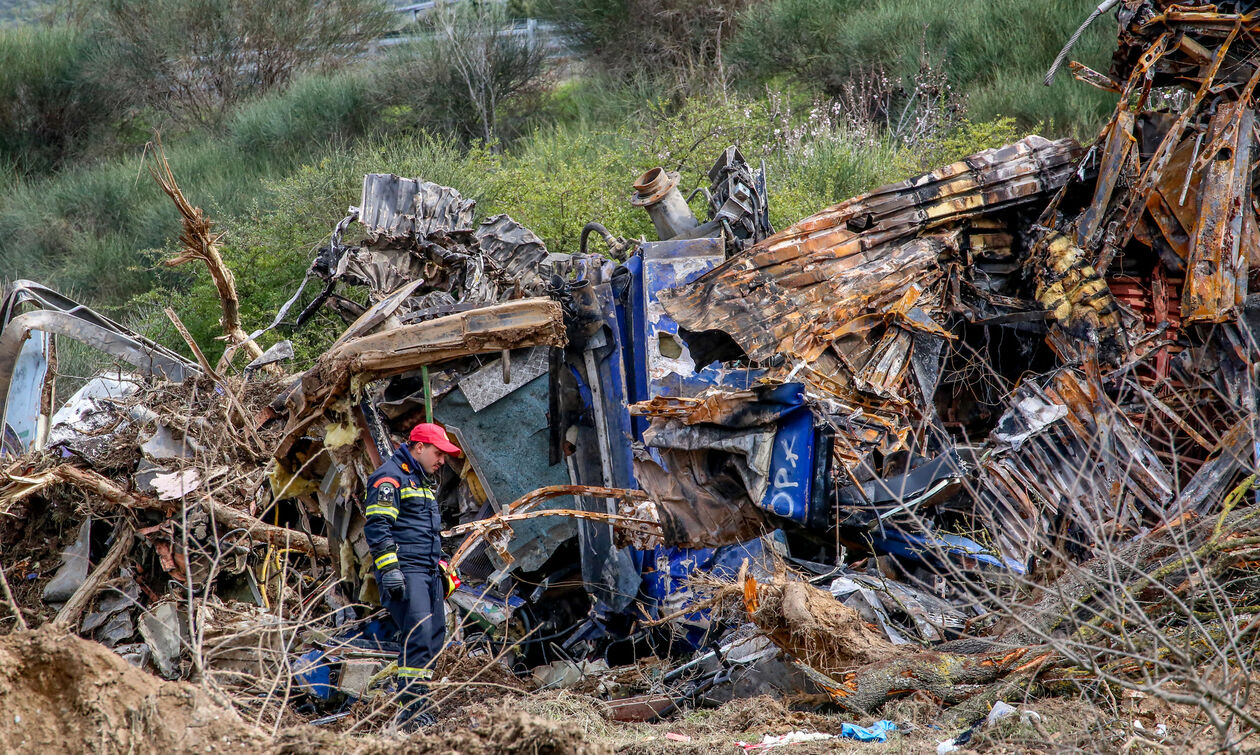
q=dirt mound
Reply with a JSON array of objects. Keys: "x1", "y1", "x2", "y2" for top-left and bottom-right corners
[{"x1": 0, "y1": 626, "x2": 268, "y2": 754}]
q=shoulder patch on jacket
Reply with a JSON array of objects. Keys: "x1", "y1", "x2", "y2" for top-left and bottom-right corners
[{"x1": 372, "y1": 476, "x2": 401, "y2": 489}]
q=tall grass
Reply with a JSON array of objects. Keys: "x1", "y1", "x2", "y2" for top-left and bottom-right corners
[
  {"x1": 731, "y1": 0, "x2": 1116, "y2": 137},
  {"x1": 0, "y1": 25, "x2": 116, "y2": 175},
  {"x1": 0, "y1": 63, "x2": 384, "y2": 306}
]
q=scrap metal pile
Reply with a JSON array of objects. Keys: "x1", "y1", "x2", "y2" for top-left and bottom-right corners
[{"x1": 3, "y1": 0, "x2": 1260, "y2": 742}]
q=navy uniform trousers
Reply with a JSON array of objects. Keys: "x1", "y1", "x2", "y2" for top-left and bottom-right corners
[{"x1": 383, "y1": 552, "x2": 445, "y2": 699}]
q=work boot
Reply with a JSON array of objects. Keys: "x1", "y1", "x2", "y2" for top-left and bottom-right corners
[{"x1": 395, "y1": 697, "x2": 438, "y2": 733}]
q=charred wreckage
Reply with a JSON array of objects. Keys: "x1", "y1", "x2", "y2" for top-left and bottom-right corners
[{"x1": 4, "y1": 0, "x2": 1260, "y2": 742}]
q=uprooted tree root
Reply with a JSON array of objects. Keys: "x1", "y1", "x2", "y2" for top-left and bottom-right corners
[
  {"x1": 703, "y1": 570, "x2": 1050, "y2": 722},
  {"x1": 739, "y1": 573, "x2": 902, "y2": 673}
]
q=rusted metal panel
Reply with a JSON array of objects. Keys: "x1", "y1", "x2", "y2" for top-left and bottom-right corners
[
  {"x1": 1182, "y1": 102, "x2": 1253, "y2": 323},
  {"x1": 1074, "y1": 109, "x2": 1135, "y2": 249},
  {"x1": 660, "y1": 136, "x2": 1079, "y2": 376}
]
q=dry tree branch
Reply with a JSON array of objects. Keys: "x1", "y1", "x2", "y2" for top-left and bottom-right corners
[{"x1": 147, "y1": 135, "x2": 267, "y2": 370}]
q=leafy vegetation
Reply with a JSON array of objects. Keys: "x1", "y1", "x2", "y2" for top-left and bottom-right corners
[
  {"x1": 95, "y1": 0, "x2": 392, "y2": 127},
  {"x1": 0, "y1": 25, "x2": 121, "y2": 175},
  {"x1": 730, "y1": 0, "x2": 1116, "y2": 137}
]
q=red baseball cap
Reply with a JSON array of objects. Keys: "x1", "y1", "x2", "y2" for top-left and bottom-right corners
[{"x1": 409, "y1": 422, "x2": 462, "y2": 455}]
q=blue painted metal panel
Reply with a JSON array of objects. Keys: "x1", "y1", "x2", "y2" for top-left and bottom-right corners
[
  {"x1": 758, "y1": 408, "x2": 816, "y2": 525},
  {"x1": 616, "y1": 255, "x2": 650, "y2": 440},
  {"x1": 637, "y1": 240, "x2": 763, "y2": 401},
  {"x1": 2, "y1": 330, "x2": 49, "y2": 455},
  {"x1": 640, "y1": 536, "x2": 778, "y2": 649},
  {"x1": 567, "y1": 267, "x2": 641, "y2": 612}
]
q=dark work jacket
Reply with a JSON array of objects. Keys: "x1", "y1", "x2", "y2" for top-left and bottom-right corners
[{"x1": 363, "y1": 444, "x2": 442, "y2": 573}]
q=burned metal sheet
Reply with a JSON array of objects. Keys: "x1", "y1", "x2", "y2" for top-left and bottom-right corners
[{"x1": 357, "y1": 173, "x2": 475, "y2": 241}]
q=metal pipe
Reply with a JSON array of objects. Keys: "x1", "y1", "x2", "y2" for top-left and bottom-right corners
[
  {"x1": 580, "y1": 222, "x2": 617, "y2": 256},
  {"x1": 630, "y1": 168, "x2": 699, "y2": 241}
]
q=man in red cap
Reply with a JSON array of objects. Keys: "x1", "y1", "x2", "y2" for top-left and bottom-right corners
[{"x1": 363, "y1": 421, "x2": 461, "y2": 730}]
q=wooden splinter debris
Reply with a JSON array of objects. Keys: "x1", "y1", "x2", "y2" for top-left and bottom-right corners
[{"x1": 54, "y1": 523, "x2": 135, "y2": 629}]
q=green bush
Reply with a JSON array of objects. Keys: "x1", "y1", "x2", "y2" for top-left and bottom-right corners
[
  {"x1": 92, "y1": 0, "x2": 392, "y2": 127},
  {"x1": 730, "y1": 0, "x2": 1116, "y2": 137},
  {"x1": 228, "y1": 68, "x2": 375, "y2": 158},
  {"x1": 0, "y1": 61, "x2": 397, "y2": 307},
  {"x1": 0, "y1": 25, "x2": 119, "y2": 176},
  {"x1": 537, "y1": 0, "x2": 754, "y2": 87}
]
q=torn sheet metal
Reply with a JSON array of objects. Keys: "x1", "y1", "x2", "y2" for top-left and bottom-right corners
[
  {"x1": 659, "y1": 135, "x2": 1080, "y2": 371},
  {"x1": 634, "y1": 450, "x2": 772, "y2": 549},
  {"x1": 357, "y1": 173, "x2": 475, "y2": 240},
  {"x1": 636, "y1": 237, "x2": 762, "y2": 398},
  {"x1": 1182, "y1": 101, "x2": 1252, "y2": 324},
  {"x1": 457, "y1": 346, "x2": 550, "y2": 412},
  {"x1": 827, "y1": 569, "x2": 970, "y2": 645},
  {"x1": 2, "y1": 328, "x2": 50, "y2": 455},
  {"x1": 0, "y1": 281, "x2": 198, "y2": 440},
  {"x1": 757, "y1": 407, "x2": 821, "y2": 526},
  {"x1": 643, "y1": 421, "x2": 776, "y2": 502},
  {"x1": 980, "y1": 369, "x2": 1173, "y2": 566},
  {"x1": 276, "y1": 298, "x2": 567, "y2": 458}
]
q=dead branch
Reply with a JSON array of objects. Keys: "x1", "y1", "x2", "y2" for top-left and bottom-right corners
[
  {"x1": 52, "y1": 466, "x2": 328, "y2": 557},
  {"x1": 147, "y1": 136, "x2": 266, "y2": 369},
  {"x1": 0, "y1": 559, "x2": 26, "y2": 631}
]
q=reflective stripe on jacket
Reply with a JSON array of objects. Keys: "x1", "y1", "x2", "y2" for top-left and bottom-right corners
[{"x1": 363, "y1": 444, "x2": 442, "y2": 570}]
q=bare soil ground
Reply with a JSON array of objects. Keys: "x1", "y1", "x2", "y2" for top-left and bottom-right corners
[
  {"x1": 0, "y1": 626, "x2": 268, "y2": 753},
  {"x1": 0, "y1": 625, "x2": 1229, "y2": 754}
]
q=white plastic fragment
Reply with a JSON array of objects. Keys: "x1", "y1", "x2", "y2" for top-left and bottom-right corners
[{"x1": 985, "y1": 700, "x2": 1018, "y2": 727}]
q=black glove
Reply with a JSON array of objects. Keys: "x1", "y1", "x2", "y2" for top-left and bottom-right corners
[{"x1": 379, "y1": 567, "x2": 407, "y2": 603}]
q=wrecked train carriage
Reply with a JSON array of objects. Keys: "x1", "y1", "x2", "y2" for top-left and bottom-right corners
[
  {"x1": 268, "y1": 132, "x2": 1104, "y2": 655},
  {"x1": 649, "y1": 2, "x2": 1260, "y2": 577}
]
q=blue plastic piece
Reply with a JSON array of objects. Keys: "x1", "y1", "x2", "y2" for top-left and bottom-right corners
[
  {"x1": 840, "y1": 720, "x2": 897, "y2": 742},
  {"x1": 293, "y1": 649, "x2": 336, "y2": 699},
  {"x1": 868, "y1": 529, "x2": 1026, "y2": 574}
]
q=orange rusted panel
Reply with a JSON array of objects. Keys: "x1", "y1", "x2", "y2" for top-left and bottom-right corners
[{"x1": 1183, "y1": 101, "x2": 1253, "y2": 324}]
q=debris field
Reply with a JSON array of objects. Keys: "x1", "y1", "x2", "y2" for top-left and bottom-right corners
[{"x1": 3, "y1": 1, "x2": 1260, "y2": 752}]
